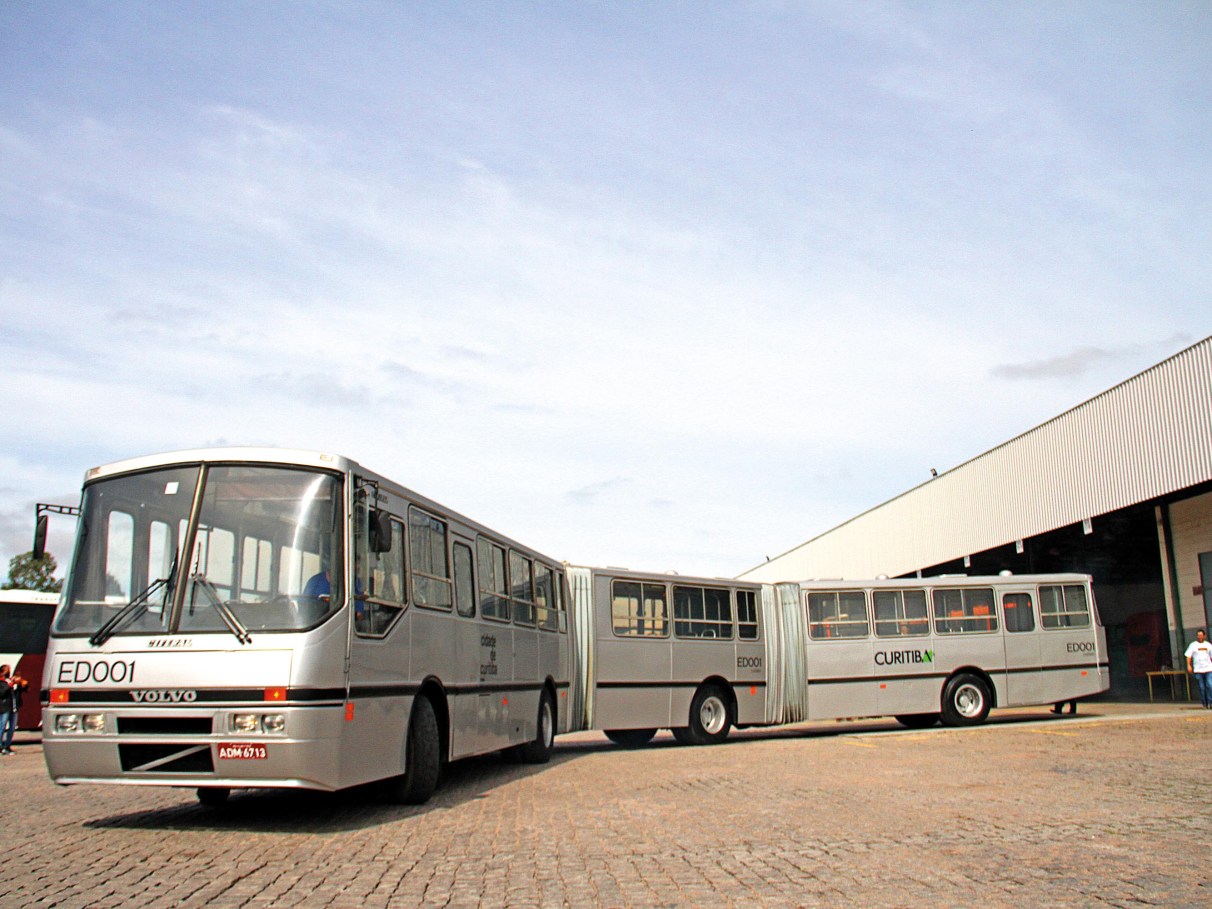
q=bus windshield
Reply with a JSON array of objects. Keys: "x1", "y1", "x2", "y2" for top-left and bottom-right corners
[{"x1": 55, "y1": 464, "x2": 346, "y2": 638}]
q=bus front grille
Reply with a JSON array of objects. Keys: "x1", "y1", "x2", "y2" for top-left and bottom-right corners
[
  {"x1": 118, "y1": 743, "x2": 214, "y2": 774},
  {"x1": 117, "y1": 717, "x2": 214, "y2": 736}
]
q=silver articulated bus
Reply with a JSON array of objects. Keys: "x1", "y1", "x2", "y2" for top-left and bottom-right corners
[
  {"x1": 570, "y1": 568, "x2": 1109, "y2": 744},
  {"x1": 42, "y1": 448, "x2": 571, "y2": 805}
]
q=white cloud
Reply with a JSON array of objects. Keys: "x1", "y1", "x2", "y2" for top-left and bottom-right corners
[{"x1": 2, "y1": 3, "x2": 1210, "y2": 581}]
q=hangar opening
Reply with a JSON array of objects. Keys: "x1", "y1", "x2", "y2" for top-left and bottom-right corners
[{"x1": 741, "y1": 337, "x2": 1212, "y2": 699}]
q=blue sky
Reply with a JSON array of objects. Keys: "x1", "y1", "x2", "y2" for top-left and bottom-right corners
[{"x1": 2, "y1": 1, "x2": 1209, "y2": 581}]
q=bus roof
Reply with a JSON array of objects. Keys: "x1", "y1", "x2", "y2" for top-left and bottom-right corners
[
  {"x1": 84, "y1": 447, "x2": 355, "y2": 483},
  {"x1": 793, "y1": 573, "x2": 1092, "y2": 589}
]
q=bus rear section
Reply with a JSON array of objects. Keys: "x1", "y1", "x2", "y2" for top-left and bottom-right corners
[
  {"x1": 0, "y1": 589, "x2": 58, "y2": 729},
  {"x1": 789, "y1": 574, "x2": 1109, "y2": 728}
]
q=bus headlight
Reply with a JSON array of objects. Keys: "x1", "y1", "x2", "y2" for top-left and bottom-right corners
[
  {"x1": 229, "y1": 713, "x2": 286, "y2": 735},
  {"x1": 54, "y1": 714, "x2": 106, "y2": 734},
  {"x1": 231, "y1": 714, "x2": 261, "y2": 734}
]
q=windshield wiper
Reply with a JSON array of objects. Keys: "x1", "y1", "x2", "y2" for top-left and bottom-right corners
[
  {"x1": 190, "y1": 574, "x2": 252, "y2": 645},
  {"x1": 89, "y1": 577, "x2": 171, "y2": 647}
]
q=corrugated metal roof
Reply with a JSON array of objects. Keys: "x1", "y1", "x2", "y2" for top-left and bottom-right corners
[{"x1": 740, "y1": 336, "x2": 1212, "y2": 582}]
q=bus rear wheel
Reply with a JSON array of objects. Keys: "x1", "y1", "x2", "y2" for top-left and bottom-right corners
[
  {"x1": 605, "y1": 728, "x2": 657, "y2": 747},
  {"x1": 940, "y1": 674, "x2": 991, "y2": 727},
  {"x1": 678, "y1": 685, "x2": 732, "y2": 745},
  {"x1": 386, "y1": 696, "x2": 441, "y2": 805}
]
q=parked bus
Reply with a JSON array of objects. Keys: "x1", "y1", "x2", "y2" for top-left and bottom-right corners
[
  {"x1": 41, "y1": 448, "x2": 571, "y2": 805},
  {"x1": 0, "y1": 589, "x2": 58, "y2": 729},
  {"x1": 569, "y1": 569, "x2": 1109, "y2": 743}
]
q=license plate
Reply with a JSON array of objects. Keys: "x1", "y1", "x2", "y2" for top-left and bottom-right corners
[{"x1": 217, "y1": 743, "x2": 268, "y2": 760}]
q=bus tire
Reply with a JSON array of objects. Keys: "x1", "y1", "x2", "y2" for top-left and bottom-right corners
[
  {"x1": 605, "y1": 728, "x2": 657, "y2": 747},
  {"x1": 517, "y1": 689, "x2": 555, "y2": 764},
  {"x1": 940, "y1": 674, "x2": 991, "y2": 727},
  {"x1": 895, "y1": 713, "x2": 940, "y2": 729},
  {"x1": 685, "y1": 685, "x2": 732, "y2": 745},
  {"x1": 196, "y1": 786, "x2": 230, "y2": 806},
  {"x1": 387, "y1": 696, "x2": 440, "y2": 805}
]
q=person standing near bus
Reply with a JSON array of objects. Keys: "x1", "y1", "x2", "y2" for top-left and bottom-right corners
[
  {"x1": 1186, "y1": 630, "x2": 1212, "y2": 709},
  {"x1": 0, "y1": 664, "x2": 28, "y2": 755}
]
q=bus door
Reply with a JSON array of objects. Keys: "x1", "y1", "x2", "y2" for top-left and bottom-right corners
[
  {"x1": 1038, "y1": 582, "x2": 1101, "y2": 699},
  {"x1": 507, "y1": 549, "x2": 539, "y2": 745},
  {"x1": 732, "y1": 588, "x2": 766, "y2": 725},
  {"x1": 473, "y1": 538, "x2": 514, "y2": 748},
  {"x1": 349, "y1": 503, "x2": 411, "y2": 773},
  {"x1": 1001, "y1": 589, "x2": 1044, "y2": 705},
  {"x1": 448, "y1": 536, "x2": 481, "y2": 756},
  {"x1": 871, "y1": 588, "x2": 935, "y2": 717},
  {"x1": 804, "y1": 590, "x2": 877, "y2": 719},
  {"x1": 593, "y1": 576, "x2": 672, "y2": 731}
]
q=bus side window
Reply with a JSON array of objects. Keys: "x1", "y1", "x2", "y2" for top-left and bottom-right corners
[
  {"x1": 478, "y1": 538, "x2": 510, "y2": 622},
  {"x1": 611, "y1": 580, "x2": 668, "y2": 637},
  {"x1": 409, "y1": 507, "x2": 452, "y2": 611},
  {"x1": 1003, "y1": 593, "x2": 1035, "y2": 633},
  {"x1": 535, "y1": 564, "x2": 559, "y2": 631},
  {"x1": 453, "y1": 542, "x2": 475, "y2": 619},
  {"x1": 736, "y1": 590, "x2": 759, "y2": 640},
  {"x1": 359, "y1": 517, "x2": 407, "y2": 636},
  {"x1": 510, "y1": 551, "x2": 536, "y2": 627},
  {"x1": 808, "y1": 593, "x2": 836, "y2": 639},
  {"x1": 1040, "y1": 584, "x2": 1091, "y2": 628}
]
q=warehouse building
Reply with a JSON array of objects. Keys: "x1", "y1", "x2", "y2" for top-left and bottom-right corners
[{"x1": 740, "y1": 336, "x2": 1212, "y2": 696}]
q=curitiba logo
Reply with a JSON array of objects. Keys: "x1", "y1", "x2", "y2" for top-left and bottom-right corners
[{"x1": 874, "y1": 649, "x2": 934, "y2": 666}]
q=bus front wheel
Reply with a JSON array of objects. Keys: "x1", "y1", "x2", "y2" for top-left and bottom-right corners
[
  {"x1": 196, "y1": 786, "x2": 230, "y2": 806},
  {"x1": 386, "y1": 696, "x2": 441, "y2": 805},
  {"x1": 940, "y1": 674, "x2": 991, "y2": 727}
]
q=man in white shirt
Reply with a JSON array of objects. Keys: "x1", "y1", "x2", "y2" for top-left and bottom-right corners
[{"x1": 1185, "y1": 629, "x2": 1212, "y2": 708}]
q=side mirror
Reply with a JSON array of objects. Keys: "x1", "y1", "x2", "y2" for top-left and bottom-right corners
[
  {"x1": 368, "y1": 510, "x2": 392, "y2": 553},
  {"x1": 32, "y1": 514, "x2": 48, "y2": 561}
]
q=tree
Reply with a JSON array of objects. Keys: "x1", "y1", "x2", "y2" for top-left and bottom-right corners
[{"x1": 4, "y1": 551, "x2": 63, "y2": 593}]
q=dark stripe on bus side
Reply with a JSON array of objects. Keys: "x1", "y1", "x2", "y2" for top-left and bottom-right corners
[
  {"x1": 43, "y1": 687, "x2": 346, "y2": 705},
  {"x1": 43, "y1": 678, "x2": 573, "y2": 705},
  {"x1": 804, "y1": 661, "x2": 1108, "y2": 687},
  {"x1": 351, "y1": 680, "x2": 571, "y2": 699},
  {"x1": 594, "y1": 680, "x2": 768, "y2": 690}
]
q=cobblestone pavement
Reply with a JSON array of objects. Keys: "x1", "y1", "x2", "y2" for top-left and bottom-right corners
[{"x1": 3, "y1": 702, "x2": 1210, "y2": 908}]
